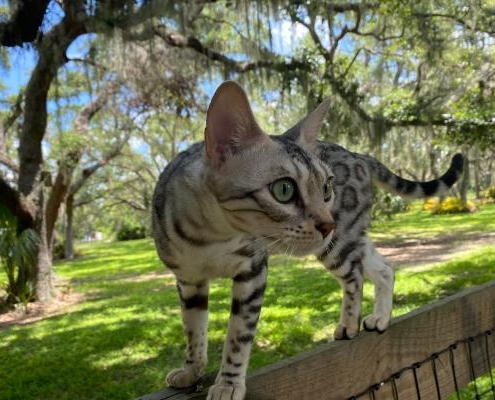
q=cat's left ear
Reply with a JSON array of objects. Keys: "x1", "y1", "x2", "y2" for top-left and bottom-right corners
[
  {"x1": 283, "y1": 98, "x2": 330, "y2": 151},
  {"x1": 205, "y1": 81, "x2": 266, "y2": 167}
]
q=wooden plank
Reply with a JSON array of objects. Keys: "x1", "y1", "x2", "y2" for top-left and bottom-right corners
[
  {"x1": 246, "y1": 280, "x2": 495, "y2": 400},
  {"x1": 135, "y1": 374, "x2": 215, "y2": 400},
  {"x1": 138, "y1": 280, "x2": 495, "y2": 400}
]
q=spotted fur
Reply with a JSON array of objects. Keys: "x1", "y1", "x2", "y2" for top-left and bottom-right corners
[{"x1": 152, "y1": 82, "x2": 463, "y2": 400}]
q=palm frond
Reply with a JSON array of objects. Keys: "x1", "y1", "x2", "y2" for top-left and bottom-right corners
[{"x1": 11, "y1": 228, "x2": 40, "y2": 269}]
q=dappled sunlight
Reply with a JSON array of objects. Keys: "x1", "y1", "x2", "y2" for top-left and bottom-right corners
[
  {"x1": 370, "y1": 202, "x2": 495, "y2": 243},
  {"x1": 55, "y1": 239, "x2": 163, "y2": 282},
  {"x1": 393, "y1": 246, "x2": 495, "y2": 315},
  {"x1": 1, "y1": 236, "x2": 494, "y2": 399}
]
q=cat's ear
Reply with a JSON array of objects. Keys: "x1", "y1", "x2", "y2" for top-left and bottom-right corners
[
  {"x1": 283, "y1": 98, "x2": 330, "y2": 150},
  {"x1": 205, "y1": 81, "x2": 265, "y2": 165}
]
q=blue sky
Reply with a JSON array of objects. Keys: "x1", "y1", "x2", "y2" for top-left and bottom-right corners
[
  {"x1": 0, "y1": 4, "x2": 307, "y2": 111},
  {"x1": 1, "y1": 48, "x2": 36, "y2": 96},
  {"x1": 0, "y1": 0, "x2": 66, "y2": 98}
]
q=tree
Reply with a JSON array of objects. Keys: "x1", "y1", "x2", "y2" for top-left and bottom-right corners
[
  {"x1": 0, "y1": 0, "x2": 201, "y2": 301},
  {"x1": 2, "y1": 0, "x2": 494, "y2": 303}
]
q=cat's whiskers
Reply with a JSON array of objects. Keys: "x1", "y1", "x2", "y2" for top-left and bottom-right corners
[
  {"x1": 252, "y1": 233, "x2": 281, "y2": 242},
  {"x1": 238, "y1": 234, "x2": 283, "y2": 258},
  {"x1": 288, "y1": 242, "x2": 297, "y2": 260},
  {"x1": 262, "y1": 238, "x2": 284, "y2": 253}
]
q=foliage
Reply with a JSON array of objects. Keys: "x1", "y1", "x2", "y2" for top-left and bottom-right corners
[
  {"x1": 1, "y1": 206, "x2": 495, "y2": 399},
  {"x1": 422, "y1": 197, "x2": 476, "y2": 214},
  {"x1": 116, "y1": 224, "x2": 146, "y2": 241},
  {"x1": 486, "y1": 187, "x2": 495, "y2": 200},
  {"x1": 0, "y1": 205, "x2": 40, "y2": 308},
  {"x1": 52, "y1": 240, "x2": 79, "y2": 261},
  {"x1": 372, "y1": 192, "x2": 410, "y2": 220},
  {"x1": 2, "y1": 0, "x2": 495, "y2": 301}
]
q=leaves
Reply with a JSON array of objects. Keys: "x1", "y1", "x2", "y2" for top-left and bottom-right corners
[{"x1": 0, "y1": 204, "x2": 40, "y2": 305}]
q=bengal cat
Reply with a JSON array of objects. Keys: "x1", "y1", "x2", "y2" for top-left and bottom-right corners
[{"x1": 152, "y1": 81, "x2": 463, "y2": 400}]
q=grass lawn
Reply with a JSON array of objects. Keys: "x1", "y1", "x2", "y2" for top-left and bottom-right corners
[
  {"x1": 1, "y1": 203, "x2": 494, "y2": 400},
  {"x1": 370, "y1": 201, "x2": 495, "y2": 242}
]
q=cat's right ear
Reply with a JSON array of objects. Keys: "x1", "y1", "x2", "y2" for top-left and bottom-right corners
[
  {"x1": 283, "y1": 98, "x2": 330, "y2": 151},
  {"x1": 205, "y1": 81, "x2": 265, "y2": 166}
]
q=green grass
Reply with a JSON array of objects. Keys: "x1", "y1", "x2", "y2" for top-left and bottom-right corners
[
  {"x1": 0, "y1": 204, "x2": 494, "y2": 400},
  {"x1": 370, "y1": 201, "x2": 495, "y2": 243}
]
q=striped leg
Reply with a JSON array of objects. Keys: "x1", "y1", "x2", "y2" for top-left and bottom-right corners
[
  {"x1": 361, "y1": 237, "x2": 394, "y2": 332},
  {"x1": 317, "y1": 236, "x2": 366, "y2": 340},
  {"x1": 167, "y1": 280, "x2": 209, "y2": 388},
  {"x1": 207, "y1": 257, "x2": 268, "y2": 400},
  {"x1": 333, "y1": 260, "x2": 364, "y2": 340}
]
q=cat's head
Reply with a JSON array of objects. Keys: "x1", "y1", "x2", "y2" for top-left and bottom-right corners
[{"x1": 204, "y1": 81, "x2": 334, "y2": 255}]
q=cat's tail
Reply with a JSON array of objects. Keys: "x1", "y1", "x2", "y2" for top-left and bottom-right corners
[{"x1": 366, "y1": 153, "x2": 464, "y2": 199}]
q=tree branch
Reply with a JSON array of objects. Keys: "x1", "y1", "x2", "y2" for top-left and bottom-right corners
[
  {"x1": 114, "y1": 196, "x2": 147, "y2": 211},
  {"x1": 0, "y1": 178, "x2": 36, "y2": 230},
  {"x1": 0, "y1": 0, "x2": 51, "y2": 46},
  {"x1": 0, "y1": 153, "x2": 18, "y2": 172},
  {"x1": 151, "y1": 25, "x2": 312, "y2": 74},
  {"x1": 413, "y1": 11, "x2": 495, "y2": 38},
  {"x1": 70, "y1": 131, "x2": 131, "y2": 196}
]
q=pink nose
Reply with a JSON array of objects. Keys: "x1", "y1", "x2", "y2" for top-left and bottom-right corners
[{"x1": 316, "y1": 221, "x2": 335, "y2": 238}]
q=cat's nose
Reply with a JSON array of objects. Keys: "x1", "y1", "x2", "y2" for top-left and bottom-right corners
[{"x1": 316, "y1": 221, "x2": 334, "y2": 238}]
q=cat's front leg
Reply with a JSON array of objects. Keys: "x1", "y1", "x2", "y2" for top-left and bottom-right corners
[
  {"x1": 333, "y1": 262, "x2": 364, "y2": 340},
  {"x1": 167, "y1": 280, "x2": 209, "y2": 388},
  {"x1": 361, "y1": 238, "x2": 394, "y2": 332},
  {"x1": 208, "y1": 257, "x2": 268, "y2": 400}
]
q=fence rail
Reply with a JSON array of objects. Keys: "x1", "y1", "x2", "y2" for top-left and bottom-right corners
[{"x1": 137, "y1": 280, "x2": 495, "y2": 400}]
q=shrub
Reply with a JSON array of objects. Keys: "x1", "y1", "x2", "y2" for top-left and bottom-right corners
[
  {"x1": 53, "y1": 241, "x2": 65, "y2": 260},
  {"x1": 423, "y1": 197, "x2": 476, "y2": 214},
  {"x1": 486, "y1": 186, "x2": 495, "y2": 200},
  {"x1": 0, "y1": 205, "x2": 39, "y2": 307},
  {"x1": 116, "y1": 225, "x2": 146, "y2": 241},
  {"x1": 422, "y1": 198, "x2": 440, "y2": 212},
  {"x1": 372, "y1": 192, "x2": 410, "y2": 220},
  {"x1": 52, "y1": 241, "x2": 79, "y2": 260}
]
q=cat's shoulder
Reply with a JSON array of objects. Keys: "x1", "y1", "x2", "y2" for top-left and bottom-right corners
[
  {"x1": 158, "y1": 142, "x2": 205, "y2": 178},
  {"x1": 316, "y1": 141, "x2": 357, "y2": 162}
]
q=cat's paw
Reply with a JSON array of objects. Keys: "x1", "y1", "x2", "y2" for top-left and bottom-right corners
[
  {"x1": 166, "y1": 367, "x2": 202, "y2": 388},
  {"x1": 207, "y1": 383, "x2": 246, "y2": 400},
  {"x1": 333, "y1": 323, "x2": 359, "y2": 340},
  {"x1": 363, "y1": 314, "x2": 389, "y2": 333}
]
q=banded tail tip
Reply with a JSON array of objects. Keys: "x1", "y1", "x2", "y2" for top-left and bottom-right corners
[
  {"x1": 440, "y1": 153, "x2": 464, "y2": 189},
  {"x1": 451, "y1": 153, "x2": 464, "y2": 172}
]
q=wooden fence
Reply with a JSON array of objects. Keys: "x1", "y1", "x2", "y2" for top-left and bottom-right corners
[{"x1": 137, "y1": 280, "x2": 495, "y2": 400}]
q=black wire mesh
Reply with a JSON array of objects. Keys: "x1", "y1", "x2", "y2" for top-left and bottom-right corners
[{"x1": 349, "y1": 330, "x2": 495, "y2": 400}]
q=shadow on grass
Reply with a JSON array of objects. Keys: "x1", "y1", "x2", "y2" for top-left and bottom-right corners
[
  {"x1": 393, "y1": 246, "x2": 495, "y2": 311},
  {"x1": 1, "y1": 254, "x2": 348, "y2": 400},
  {"x1": 2, "y1": 241, "x2": 494, "y2": 400}
]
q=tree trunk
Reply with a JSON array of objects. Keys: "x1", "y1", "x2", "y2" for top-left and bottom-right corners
[
  {"x1": 473, "y1": 151, "x2": 481, "y2": 199},
  {"x1": 459, "y1": 149, "x2": 470, "y2": 204},
  {"x1": 47, "y1": 82, "x2": 119, "y2": 258},
  {"x1": 64, "y1": 193, "x2": 76, "y2": 260},
  {"x1": 45, "y1": 169, "x2": 70, "y2": 252},
  {"x1": 36, "y1": 189, "x2": 56, "y2": 302},
  {"x1": 16, "y1": 12, "x2": 86, "y2": 302}
]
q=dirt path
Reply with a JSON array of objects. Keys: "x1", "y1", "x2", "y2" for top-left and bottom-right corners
[
  {"x1": 376, "y1": 232, "x2": 495, "y2": 269},
  {"x1": 1, "y1": 233, "x2": 494, "y2": 328}
]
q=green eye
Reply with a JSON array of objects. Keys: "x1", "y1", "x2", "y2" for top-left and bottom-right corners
[
  {"x1": 323, "y1": 179, "x2": 333, "y2": 202},
  {"x1": 270, "y1": 178, "x2": 296, "y2": 203}
]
